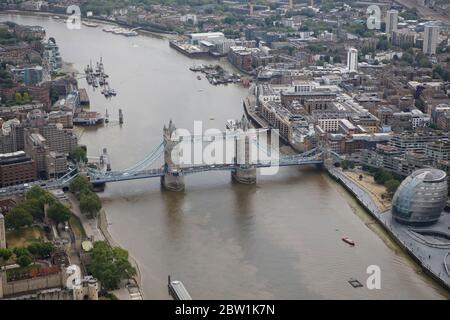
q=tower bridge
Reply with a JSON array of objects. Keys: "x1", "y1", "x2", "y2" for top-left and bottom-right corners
[
  {"x1": 85, "y1": 118, "x2": 332, "y2": 191},
  {"x1": 0, "y1": 119, "x2": 340, "y2": 196}
]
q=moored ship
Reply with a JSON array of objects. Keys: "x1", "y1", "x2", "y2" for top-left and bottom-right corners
[{"x1": 73, "y1": 111, "x2": 104, "y2": 126}]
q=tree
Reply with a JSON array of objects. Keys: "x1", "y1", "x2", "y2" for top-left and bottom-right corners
[
  {"x1": 376, "y1": 38, "x2": 390, "y2": 51},
  {"x1": 16, "y1": 255, "x2": 32, "y2": 268},
  {"x1": 385, "y1": 179, "x2": 400, "y2": 195},
  {"x1": 70, "y1": 145, "x2": 87, "y2": 163},
  {"x1": 22, "y1": 92, "x2": 31, "y2": 103},
  {"x1": 79, "y1": 191, "x2": 102, "y2": 217},
  {"x1": 27, "y1": 186, "x2": 55, "y2": 204},
  {"x1": 401, "y1": 52, "x2": 414, "y2": 64},
  {"x1": 47, "y1": 202, "x2": 71, "y2": 224},
  {"x1": 341, "y1": 160, "x2": 355, "y2": 170},
  {"x1": 415, "y1": 98, "x2": 425, "y2": 112},
  {"x1": 69, "y1": 175, "x2": 92, "y2": 198},
  {"x1": 433, "y1": 64, "x2": 450, "y2": 81},
  {"x1": 5, "y1": 207, "x2": 33, "y2": 230},
  {"x1": 399, "y1": 8, "x2": 419, "y2": 20},
  {"x1": 300, "y1": 8, "x2": 315, "y2": 17},
  {"x1": 14, "y1": 92, "x2": 22, "y2": 104},
  {"x1": 25, "y1": 186, "x2": 56, "y2": 219},
  {"x1": 374, "y1": 169, "x2": 393, "y2": 185},
  {"x1": 13, "y1": 247, "x2": 29, "y2": 258},
  {"x1": 0, "y1": 248, "x2": 12, "y2": 266},
  {"x1": 415, "y1": 52, "x2": 431, "y2": 68},
  {"x1": 308, "y1": 43, "x2": 325, "y2": 53},
  {"x1": 18, "y1": 199, "x2": 44, "y2": 220},
  {"x1": 28, "y1": 241, "x2": 54, "y2": 259},
  {"x1": 88, "y1": 241, "x2": 136, "y2": 291}
]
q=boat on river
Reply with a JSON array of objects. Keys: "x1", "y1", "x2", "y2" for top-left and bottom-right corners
[
  {"x1": 102, "y1": 26, "x2": 117, "y2": 33},
  {"x1": 342, "y1": 236, "x2": 355, "y2": 246},
  {"x1": 82, "y1": 21, "x2": 99, "y2": 28}
]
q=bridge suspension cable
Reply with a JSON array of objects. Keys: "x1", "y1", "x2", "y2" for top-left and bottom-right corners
[
  {"x1": 122, "y1": 142, "x2": 164, "y2": 172},
  {"x1": 87, "y1": 143, "x2": 164, "y2": 179}
]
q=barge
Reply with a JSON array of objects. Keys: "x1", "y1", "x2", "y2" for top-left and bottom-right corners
[
  {"x1": 168, "y1": 275, "x2": 192, "y2": 300},
  {"x1": 73, "y1": 111, "x2": 104, "y2": 126}
]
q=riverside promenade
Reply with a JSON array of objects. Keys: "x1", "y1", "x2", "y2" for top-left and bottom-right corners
[
  {"x1": 327, "y1": 167, "x2": 450, "y2": 291},
  {"x1": 68, "y1": 194, "x2": 144, "y2": 300}
]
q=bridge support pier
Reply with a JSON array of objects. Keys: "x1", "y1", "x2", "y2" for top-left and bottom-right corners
[
  {"x1": 162, "y1": 120, "x2": 185, "y2": 191},
  {"x1": 161, "y1": 173, "x2": 185, "y2": 192},
  {"x1": 232, "y1": 166, "x2": 256, "y2": 184}
]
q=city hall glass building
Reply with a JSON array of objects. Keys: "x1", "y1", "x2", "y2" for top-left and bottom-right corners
[{"x1": 392, "y1": 168, "x2": 447, "y2": 225}]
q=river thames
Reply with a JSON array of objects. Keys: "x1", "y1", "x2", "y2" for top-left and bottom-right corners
[{"x1": 1, "y1": 12, "x2": 448, "y2": 299}]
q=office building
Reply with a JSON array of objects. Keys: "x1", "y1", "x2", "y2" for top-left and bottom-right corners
[
  {"x1": 386, "y1": 10, "x2": 398, "y2": 34},
  {"x1": 24, "y1": 132, "x2": 49, "y2": 179},
  {"x1": 23, "y1": 66, "x2": 43, "y2": 85},
  {"x1": 0, "y1": 151, "x2": 36, "y2": 187},
  {"x1": 347, "y1": 47, "x2": 358, "y2": 73},
  {"x1": 392, "y1": 169, "x2": 447, "y2": 225},
  {"x1": 423, "y1": 22, "x2": 439, "y2": 55}
]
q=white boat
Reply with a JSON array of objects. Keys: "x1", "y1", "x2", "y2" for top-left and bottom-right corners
[
  {"x1": 112, "y1": 27, "x2": 125, "y2": 35},
  {"x1": 102, "y1": 26, "x2": 117, "y2": 33},
  {"x1": 122, "y1": 30, "x2": 138, "y2": 37},
  {"x1": 82, "y1": 21, "x2": 99, "y2": 28}
]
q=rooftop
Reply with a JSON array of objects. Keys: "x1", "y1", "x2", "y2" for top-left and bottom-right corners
[{"x1": 411, "y1": 168, "x2": 447, "y2": 182}]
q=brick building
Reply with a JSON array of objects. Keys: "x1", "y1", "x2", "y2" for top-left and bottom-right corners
[{"x1": 0, "y1": 151, "x2": 36, "y2": 187}]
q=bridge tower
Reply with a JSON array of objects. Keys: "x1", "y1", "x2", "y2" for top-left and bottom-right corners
[
  {"x1": 322, "y1": 145, "x2": 335, "y2": 169},
  {"x1": 161, "y1": 120, "x2": 185, "y2": 191},
  {"x1": 231, "y1": 116, "x2": 256, "y2": 184}
]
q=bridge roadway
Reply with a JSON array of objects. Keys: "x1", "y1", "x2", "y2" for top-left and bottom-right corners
[
  {"x1": 88, "y1": 152, "x2": 324, "y2": 183},
  {"x1": 0, "y1": 167, "x2": 79, "y2": 197},
  {"x1": 0, "y1": 151, "x2": 326, "y2": 197},
  {"x1": 0, "y1": 140, "x2": 331, "y2": 196}
]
